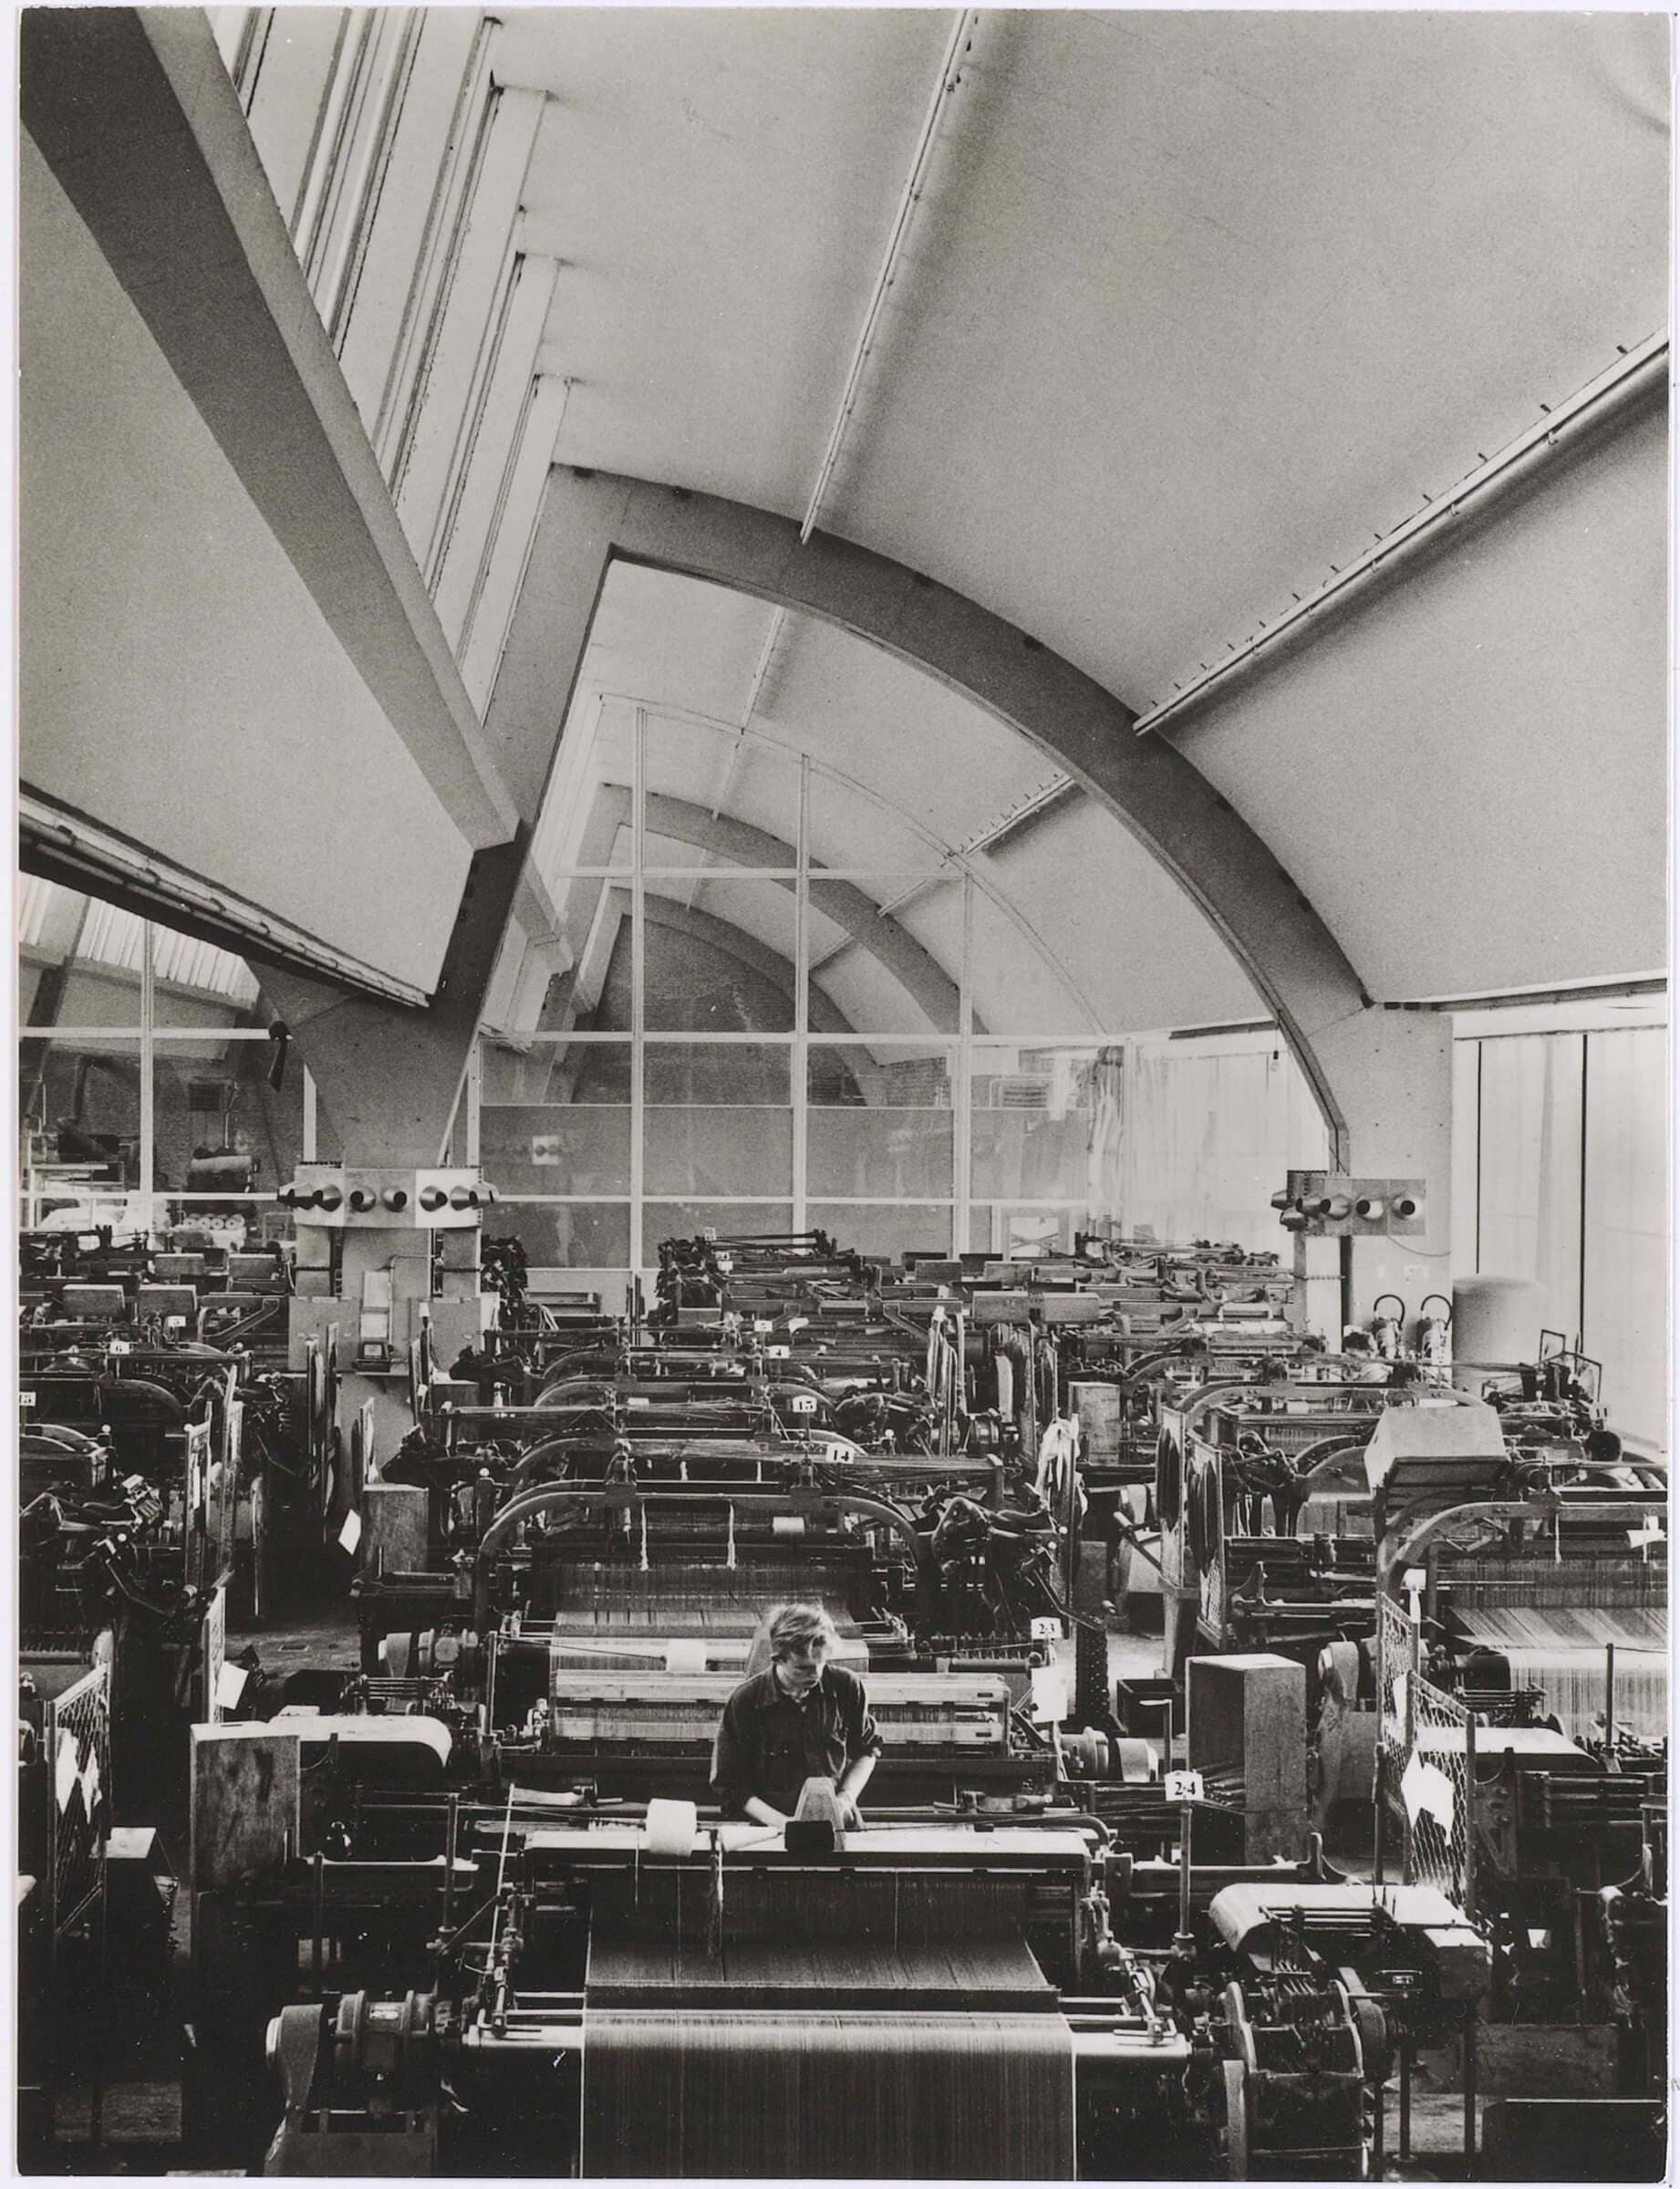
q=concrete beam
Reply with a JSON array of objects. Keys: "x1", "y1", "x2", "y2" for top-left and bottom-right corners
[
  {"x1": 639, "y1": 892, "x2": 854, "y2": 1035},
  {"x1": 486, "y1": 470, "x2": 1455, "y2": 1279},
  {"x1": 21, "y1": 7, "x2": 519, "y2": 850},
  {"x1": 261, "y1": 834, "x2": 529, "y2": 1167},
  {"x1": 577, "y1": 783, "x2": 970, "y2": 1033},
  {"x1": 491, "y1": 478, "x2": 1371, "y2": 1117}
]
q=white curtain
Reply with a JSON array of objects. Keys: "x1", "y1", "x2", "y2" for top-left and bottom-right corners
[
  {"x1": 1582, "y1": 1027, "x2": 1667, "y2": 1449},
  {"x1": 1474, "y1": 1033, "x2": 1584, "y2": 1343},
  {"x1": 1124, "y1": 1038, "x2": 1329, "y2": 1251}
]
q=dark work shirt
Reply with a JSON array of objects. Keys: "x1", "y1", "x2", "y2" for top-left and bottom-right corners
[{"x1": 710, "y1": 1663, "x2": 881, "y2": 1817}]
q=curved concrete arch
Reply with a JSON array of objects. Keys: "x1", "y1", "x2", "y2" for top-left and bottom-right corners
[
  {"x1": 488, "y1": 471, "x2": 1384, "y2": 1146},
  {"x1": 568, "y1": 782, "x2": 976, "y2": 1035},
  {"x1": 640, "y1": 890, "x2": 854, "y2": 1037},
  {"x1": 486, "y1": 471, "x2": 1456, "y2": 1311},
  {"x1": 565, "y1": 742, "x2": 1091, "y2": 1030},
  {"x1": 560, "y1": 883, "x2": 856, "y2": 1038}
]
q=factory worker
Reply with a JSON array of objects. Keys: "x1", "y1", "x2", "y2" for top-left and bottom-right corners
[{"x1": 711, "y1": 1602, "x2": 881, "y2": 1828}]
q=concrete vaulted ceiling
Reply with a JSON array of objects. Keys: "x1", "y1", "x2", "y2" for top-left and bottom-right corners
[
  {"x1": 492, "y1": 5, "x2": 1667, "y2": 1014},
  {"x1": 17, "y1": 5, "x2": 1668, "y2": 1133}
]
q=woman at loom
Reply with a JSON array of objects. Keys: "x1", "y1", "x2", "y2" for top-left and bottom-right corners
[{"x1": 711, "y1": 1602, "x2": 881, "y2": 1827}]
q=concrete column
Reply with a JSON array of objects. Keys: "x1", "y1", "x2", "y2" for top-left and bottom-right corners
[
  {"x1": 488, "y1": 469, "x2": 1457, "y2": 1302},
  {"x1": 261, "y1": 835, "x2": 528, "y2": 1167},
  {"x1": 1307, "y1": 1006, "x2": 1455, "y2": 1326}
]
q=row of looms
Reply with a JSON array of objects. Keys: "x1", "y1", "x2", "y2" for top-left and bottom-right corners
[{"x1": 16, "y1": 1173, "x2": 1667, "y2": 2178}]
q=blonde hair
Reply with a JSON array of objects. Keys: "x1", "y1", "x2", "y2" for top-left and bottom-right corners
[{"x1": 745, "y1": 1601, "x2": 837, "y2": 1673}]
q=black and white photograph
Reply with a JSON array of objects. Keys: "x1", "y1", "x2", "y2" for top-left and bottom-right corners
[{"x1": 13, "y1": 4, "x2": 1672, "y2": 2179}]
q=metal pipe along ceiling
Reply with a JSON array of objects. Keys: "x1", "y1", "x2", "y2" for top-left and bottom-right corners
[{"x1": 800, "y1": 10, "x2": 980, "y2": 545}]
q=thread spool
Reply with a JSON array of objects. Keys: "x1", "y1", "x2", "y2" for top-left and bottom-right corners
[
  {"x1": 382, "y1": 1188, "x2": 410, "y2": 1211},
  {"x1": 643, "y1": 1799, "x2": 699, "y2": 1856}
]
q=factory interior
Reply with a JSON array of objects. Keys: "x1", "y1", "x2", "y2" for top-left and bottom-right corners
[{"x1": 14, "y1": 6, "x2": 1671, "y2": 2180}]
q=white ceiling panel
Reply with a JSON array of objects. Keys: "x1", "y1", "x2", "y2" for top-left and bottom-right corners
[
  {"x1": 496, "y1": 7, "x2": 955, "y2": 514},
  {"x1": 980, "y1": 799, "x2": 1265, "y2": 1033},
  {"x1": 1167, "y1": 404, "x2": 1669, "y2": 999},
  {"x1": 20, "y1": 134, "x2": 472, "y2": 992},
  {"x1": 752, "y1": 615, "x2": 1050, "y2": 846}
]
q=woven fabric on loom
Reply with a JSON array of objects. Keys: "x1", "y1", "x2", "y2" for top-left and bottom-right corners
[
  {"x1": 1443, "y1": 1556, "x2": 1665, "y2": 1612},
  {"x1": 1457, "y1": 1607, "x2": 1665, "y2": 1651},
  {"x1": 586, "y1": 1932, "x2": 1056, "y2": 2009},
  {"x1": 1456, "y1": 1608, "x2": 1669, "y2": 1741},
  {"x1": 544, "y1": 1632, "x2": 868, "y2": 1668},
  {"x1": 588, "y1": 1864, "x2": 1040, "y2": 1948},
  {"x1": 581, "y1": 2003, "x2": 1075, "y2": 2177},
  {"x1": 551, "y1": 1561, "x2": 863, "y2": 1632}
]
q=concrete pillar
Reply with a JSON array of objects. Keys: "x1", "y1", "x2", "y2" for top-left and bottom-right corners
[
  {"x1": 491, "y1": 470, "x2": 1457, "y2": 1310},
  {"x1": 1307, "y1": 1006, "x2": 1455, "y2": 1327},
  {"x1": 261, "y1": 835, "x2": 528, "y2": 1167}
]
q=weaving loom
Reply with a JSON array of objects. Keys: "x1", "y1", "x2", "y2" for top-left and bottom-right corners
[
  {"x1": 1156, "y1": 1376, "x2": 1392, "y2": 1673},
  {"x1": 544, "y1": 1670, "x2": 1011, "y2": 1749},
  {"x1": 259, "y1": 1820, "x2": 1183, "y2": 2176},
  {"x1": 575, "y1": 1827, "x2": 1080, "y2": 2178},
  {"x1": 253, "y1": 1803, "x2": 1499, "y2": 2179},
  {"x1": 544, "y1": 1556, "x2": 871, "y2": 1633},
  {"x1": 1436, "y1": 1557, "x2": 1668, "y2": 1744}
]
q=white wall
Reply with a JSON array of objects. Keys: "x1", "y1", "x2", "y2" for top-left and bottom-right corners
[{"x1": 1452, "y1": 1000, "x2": 1667, "y2": 1447}]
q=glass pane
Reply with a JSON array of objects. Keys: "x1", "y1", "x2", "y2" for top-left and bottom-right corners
[
  {"x1": 19, "y1": 1035, "x2": 145, "y2": 1229},
  {"x1": 18, "y1": 881, "x2": 145, "y2": 1028},
  {"x1": 1450, "y1": 1038, "x2": 1480, "y2": 1281},
  {"x1": 531, "y1": 877, "x2": 634, "y2": 1033},
  {"x1": 643, "y1": 877, "x2": 796, "y2": 1033},
  {"x1": 1476, "y1": 1034, "x2": 1584, "y2": 1337},
  {"x1": 967, "y1": 1205, "x2": 1076, "y2": 1260},
  {"x1": 481, "y1": 1040, "x2": 631, "y2": 1197},
  {"x1": 487, "y1": 1200, "x2": 633, "y2": 1273},
  {"x1": 643, "y1": 713, "x2": 798, "y2": 865},
  {"x1": 807, "y1": 1043, "x2": 954, "y2": 1199},
  {"x1": 806, "y1": 877, "x2": 961, "y2": 1037},
  {"x1": 645, "y1": 1043, "x2": 792, "y2": 1198},
  {"x1": 806, "y1": 768, "x2": 947, "y2": 877},
  {"x1": 968, "y1": 890, "x2": 1088, "y2": 1036},
  {"x1": 149, "y1": 919, "x2": 262, "y2": 1016},
  {"x1": 151, "y1": 1040, "x2": 302, "y2": 1209},
  {"x1": 1122, "y1": 1037, "x2": 1329, "y2": 1253},
  {"x1": 970, "y1": 1044, "x2": 1121, "y2": 1203},
  {"x1": 808, "y1": 1202, "x2": 952, "y2": 1264},
  {"x1": 641, "y1": 1202, "x2": 793, "y2": 1265}
]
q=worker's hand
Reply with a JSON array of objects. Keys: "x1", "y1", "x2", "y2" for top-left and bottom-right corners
[{"x1": 837, "y1": 1793, "x2": 861, "y2": 1829}]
